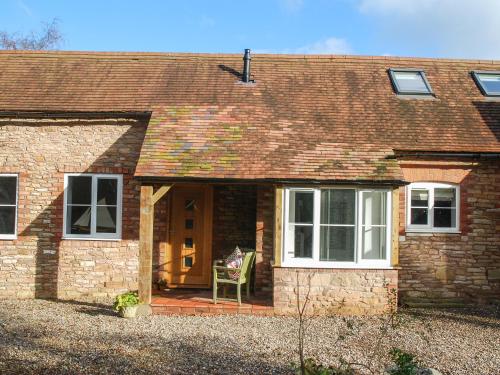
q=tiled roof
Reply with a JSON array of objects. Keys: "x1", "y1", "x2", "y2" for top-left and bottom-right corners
[{"x1": 0, "y1": 51, "x2": 498, "y2": 181}]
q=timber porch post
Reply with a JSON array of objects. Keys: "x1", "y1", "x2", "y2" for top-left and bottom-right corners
[{"x1": 138, "y1": 184, "x2": 171, "y2": 304}]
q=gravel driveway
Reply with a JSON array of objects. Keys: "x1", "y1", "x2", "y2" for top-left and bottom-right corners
[{"x1": 0, "y1": 300, "x2": 499, "y2": 374}]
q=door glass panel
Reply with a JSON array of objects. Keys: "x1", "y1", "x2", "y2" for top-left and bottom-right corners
[
  {"x1": 184, "y1": 256, "x2": 193, "y2": 268},
  {"x1": 185, "y1": 219, "x2": 194, "y2": 229},
  {"x1": 96, "y1": 206, "x2": 117, "y2": 233},
  {"x1": 97, "y1": 178, "x2": 117, "y2": 205},
  {"x1": 184, "y1": 237, "x2": 193, "y2": 248},
  {"x1": 0, "y1": 206, "x2": 16, "y2": 234},
  {"x1": 67, "y1": 176, "x2": 92, "y2": 205},
  {"x1": 361, "y1": 191, "x2": 387, "y2": 260},
  {"x1": 0, "y1": 177, "x2": 17, "y2": 205},
  {"x1": 185, "y1": 200, "x2": 195, "y2": 211},
  {"x1": 320, "y1": 226, "x2": 355, "y2": 261},
  {"x1": 67, "y1": 205, "x2": 91, "y2": 234}
]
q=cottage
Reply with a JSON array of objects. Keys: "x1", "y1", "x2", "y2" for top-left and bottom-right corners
[{"x1": 0, "y1": 50, "x2": 498, "y2": 315}]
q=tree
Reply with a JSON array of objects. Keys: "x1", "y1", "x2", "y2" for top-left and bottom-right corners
[{"x1": 0, "y1": 19, "x2": 62, "y2": 50}]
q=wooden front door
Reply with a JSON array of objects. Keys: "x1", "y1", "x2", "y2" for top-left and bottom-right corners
[{"x1": 166, "y1": 185, "x2": 213, "y2": 288}]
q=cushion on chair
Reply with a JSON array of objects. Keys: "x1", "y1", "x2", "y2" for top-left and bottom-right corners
[{"x1": 225, "y1": 246, "x2": 243, "y2": 280}]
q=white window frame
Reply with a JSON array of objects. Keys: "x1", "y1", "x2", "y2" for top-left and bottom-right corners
[
  {"x1": 282, "y1": 187, "x2": 392, "y2": 269},
  {"x1": 0, "y1": 174, "x2": 18, "y2": 240},
  {"x1": 63, "y1": 173, "x2": 123, "y2": 240},
  {"x1": 406, "y1": 182, "x2": 460, "y2": 233}
]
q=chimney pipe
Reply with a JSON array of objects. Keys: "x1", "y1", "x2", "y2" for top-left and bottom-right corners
[{"x1": 242, "y1": 48, "x2": 252, "y2": 83}]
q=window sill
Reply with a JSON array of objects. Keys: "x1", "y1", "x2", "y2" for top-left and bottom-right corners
[
  {"x1": 0, "y1": 235, "x2": 17, "y2": 240},
  {"x1": 405, "y1": 229, "x2": 461, "y2": 235},
  {"x1": 62, "y1": 236, "x2": 122, "y2": 241},
  {"x1": 280, "y1": 262, "x2": 394, "y2": 270}
]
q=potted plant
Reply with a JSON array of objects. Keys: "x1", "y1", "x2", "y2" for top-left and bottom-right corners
[{"x1": 113, "y1": 291, "x2": 140, "y2": 318}]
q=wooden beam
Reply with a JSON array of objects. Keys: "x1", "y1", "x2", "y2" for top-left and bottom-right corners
[
  {"x1": 273, "y1": 186, "x2": 283, "y2": 267},
  {"x1": 138, "y1": 185, "x2": 154, "y2": 304},
  {"x1": 391, "y1": 188, "x2": 400, "y2": 267},
  {"x1": 152, "y1": 185, "x2": 172, "y2": 205}
]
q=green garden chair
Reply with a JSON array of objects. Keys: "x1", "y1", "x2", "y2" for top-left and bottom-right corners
[{"x1": 212, "y1": 250, "x2": 256, "y2": 306}]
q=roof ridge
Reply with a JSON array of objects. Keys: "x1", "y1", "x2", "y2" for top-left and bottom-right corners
[{"x1": 0, "y1": 49, "x2": 499, "y2": 64}]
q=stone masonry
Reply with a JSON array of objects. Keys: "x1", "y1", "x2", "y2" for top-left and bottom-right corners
[
  {"x1": 0, "y1": 116, "x2": 147, "y2": 300},
  {"x1": 398, "y1": 159, "x2": 500, "y2": 305},
  {"x1": 273, "y1": 268, "x2": 398, "y2": 315}
]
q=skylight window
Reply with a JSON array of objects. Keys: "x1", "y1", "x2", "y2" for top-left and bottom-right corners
[
  {"x1": 388, "y1": 68, "x2": 433, "y2": 95},
  {"x1": 472, "y1": 71, "x2": 500, "y2": 96}
]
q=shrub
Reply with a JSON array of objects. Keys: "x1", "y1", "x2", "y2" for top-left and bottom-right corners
[
  {"x1": 113, "y1": 291, "x2": 139, "y2": 311},
  {"x1": 388, "y1": 348, "x2": 419, "y2": 375}
]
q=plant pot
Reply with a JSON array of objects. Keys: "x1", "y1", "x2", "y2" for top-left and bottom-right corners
[{"x1": 119, "y1": 305, "x2": 139, "y2": 319}]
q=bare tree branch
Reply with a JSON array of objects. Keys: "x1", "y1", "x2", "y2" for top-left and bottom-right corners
[{"x1": 0, "y1": 18, "x2": 63, "y2": 50}]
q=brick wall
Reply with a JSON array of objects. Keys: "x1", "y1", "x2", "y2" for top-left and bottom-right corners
[
  {"x1": 274, "y1": 268, "x2": 398, "y2": 315},
  {"x1": 398, "y1": 159, "x2": 500, "y2": 304},
  {"x1": 255, "y1": 185, "x2": 274, "y2": 293},
  {"x1": 0, "y1": 116, "x2": 147, "y2": 300},
  {"x1": 212, "y1": 185, "x2": 257, "y2": 261}
]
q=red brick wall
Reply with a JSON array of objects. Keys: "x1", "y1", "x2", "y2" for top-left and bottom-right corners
[
  {"x1": 398, "y1": 159, "x2": 500, "y2": 304},
  {"x1": 0, "y1": 116, "x2": 147, "y2": 300},
  {"x1": 255, "y1": 185, "x2": 274, "y2": 293}
]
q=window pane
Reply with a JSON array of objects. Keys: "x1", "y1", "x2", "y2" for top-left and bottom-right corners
[
  {"x1": 362, "y1": 191, "x2": 386, "y2": 226},
  {"x1": 0, "y1": 206, "x2": 16, "y2": 235},
  {"x1": 434, "y1": 188, "x2": 456, "y2": 208},
  {"x1": 393, "y1": 71, "x2": 430, "y2": 93},
  {"x1": 411, "y1": 189, "x2": 428, "y2": 207},
  {"x1": 362, "y1": 226, "x2": 386, "y2": 260},
  {"x1": 96, "y1": 206, "x2": 117, "y2": 233},
  {"x1": 0, "y1": 177, "x2": 17, "y2": 205},
  {"x1": 289, "y1": 191, "x2": 313, "y2": 224},
  {"x1": 434, "y1": 208, "x2": 456, "y2": 228},
  {"x1": 477, "y1": 73, "x2": 500, "y2": 94},
  {"x1": 67, "y1": 176, "x2": 92, "y2": 205},
  {"x1": 320, "y1": 226, "x2": 355, "y2": 261},
  {"x1": 97, "y1": 178, "x2": 117, "y2": 205},
  {"x1": 289, "y1": 224, "x2": 313, "y2": 258},
  {"x1": 67, "y1": 205, "x2": 91, "y2": 234},
  {"x1": 411, "y1": 208, "x2": 428, "y2": 225},
  {"x1": 321, "y1": 189, "x2": 355, "y2": 225}
]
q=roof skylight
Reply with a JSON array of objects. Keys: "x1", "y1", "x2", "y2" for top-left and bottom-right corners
[
  {"x1": 472, "y1": 71, "x2": 500, "y2": 97},
  {"x1": 388, "y1": 68, "x2": 433, "y2": 95}
]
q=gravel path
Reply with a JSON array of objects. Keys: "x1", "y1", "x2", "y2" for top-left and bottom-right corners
[{"x1": 0, "y1": 300, "x2": 499, "y2": 374}]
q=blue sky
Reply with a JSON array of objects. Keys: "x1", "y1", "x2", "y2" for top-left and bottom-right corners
[{"x1": 1, "y1": 0, "x2": 499, "y2": 59}]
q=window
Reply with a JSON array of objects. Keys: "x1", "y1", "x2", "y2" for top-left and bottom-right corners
[
  {"x1": 283, "y1": 188, "x2": 392, "y2": 268},
  {"x1": 388, "y1": 68, "x2": 433, "y2": 95},
  {"x1": 472, "y1": 71, "x2": 500, "y2": 96},
  {"x1": 0, "y1": 174, "x2": 18, "y2": 239},
  {"x1": 64, "y1": 174, "x2": 122, "y2": 239},
  {"x1": 406, "y1": 182, "x2": 459, "y2": 232}
]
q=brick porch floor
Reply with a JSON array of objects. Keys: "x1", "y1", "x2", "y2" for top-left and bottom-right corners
[{"x1": 151, "y1": 289, "x2": 275, "y2": 316}]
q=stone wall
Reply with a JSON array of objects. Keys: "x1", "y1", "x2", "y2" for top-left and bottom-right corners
[
  {"x1": 398, "y1": 159, "x2": 500, "y2": 305},
  {"x1": 0, "y1": 116, "x2": 147, "y2": 300},
  {"x1": 273, "y1": 267, "x2": 398, "y2": 315}
]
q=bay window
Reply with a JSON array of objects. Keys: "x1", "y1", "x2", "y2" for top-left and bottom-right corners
[
  {"x1": 63, "y1": 174, "x2": 122, "y2": 239},
  {"x1": 283, "y1": 187, "x2": 392, "y2": 268},
  {"x1": 406, "y1": 182, "x2": 459, "y2": 232}
]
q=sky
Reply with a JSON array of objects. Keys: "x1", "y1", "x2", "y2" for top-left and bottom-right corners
[{"x1": 1, "y1": 0, "x2": 500, "y2": 59}]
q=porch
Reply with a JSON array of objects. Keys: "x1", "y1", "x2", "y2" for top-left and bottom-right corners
[{"x1": 138, "y1": 182, "x2": 278, "y2": 315}]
